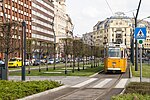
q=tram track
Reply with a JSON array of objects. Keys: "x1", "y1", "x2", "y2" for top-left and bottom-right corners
[
  {"x1": 54, "y1": 71, "x2": 124, "y2": 100},
  {"x1": 95, "y1": 73, "x2": 123, "y2": 100}
]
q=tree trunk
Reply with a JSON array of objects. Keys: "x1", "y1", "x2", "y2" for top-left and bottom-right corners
[
  {"x1": 65, "y1": 55, "x2": 68, "y2": 74},
  {"x1": 4, "y1": 52, "x2": 8, "y2": 80},
  {"x1": 78, "y1": 57, "x2": 80, "y2": 71}
]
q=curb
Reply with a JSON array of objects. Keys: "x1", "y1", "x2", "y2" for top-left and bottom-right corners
[
  {"x1": 120, "y1": 64, "x2": 133, "y2": 95},
  {"x1": 17, "y1": 85, "x2": 68, "y2": 100},
  {"x1": 89, "y1": 70, "x2": 103, "y2": 77},
  {"x1": 120, "y1": 88, "x2": 126, "y2": 94},
  {"x1": 129, "y1": 65, "x2": 132, "y2": 78}
]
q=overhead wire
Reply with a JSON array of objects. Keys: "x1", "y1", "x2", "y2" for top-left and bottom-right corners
[
  {"x1": 105, "y1": 0, "x2": 114, "y2": 16},
  {"x1": 124, "y1": 9, "x2": 137, "y2": 14}
]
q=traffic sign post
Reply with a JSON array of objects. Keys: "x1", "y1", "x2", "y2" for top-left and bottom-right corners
[
  {"x1": 139, "y1": 44, "x2": 142, "y2": 82},
  {"x1": 134, "y1": 27, "x2": 147, "y2": 82}
]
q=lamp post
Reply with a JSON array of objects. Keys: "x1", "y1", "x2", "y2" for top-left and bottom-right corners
[
  {"x1": 90, "y1": 35, "x2": 93, "y2": 68},
  {"x1": 21, "y1": 20, "x2": 26, "y2": 81},
  {"x1": 21, "y1": 20, "x2": 32, "y2": 81},
  {"x1": 51, "y1": 16, "x2": 56, "y2": 70}
]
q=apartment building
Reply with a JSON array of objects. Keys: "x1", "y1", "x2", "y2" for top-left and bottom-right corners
[
  {"x1": 0, "y1": 0, "x2": 73, "y2": 59},
  {"x1": 136, "y1": 20, "x2": 150, "y2": 50},
  {"x1": 103, "y1": 15, "x2": 132, "y2": 49},
  {"x1": 32, "y1": 0, "x2": 54, "y2": 42},
  {"x1": 0, "y1": 0, "x2": 32, "y2": 58},
  {"x1": 82, "y1": 32, "x2": 93, "y2": 46},
  {"x1": 31, "y1": 0, "x2": 54, "y2": 58},
  {"x1": 83, "y1": 12, "x2": 150, "y2": 54},
  {"x1": 53, "y1": 0, "x2": 73, "y2": 58},
  {"x1": 53, "y1": 0, "x2": 73, "y2": 42},
  {"x1": 93, "y1": 21, "x2": 106, "y2": 47}
]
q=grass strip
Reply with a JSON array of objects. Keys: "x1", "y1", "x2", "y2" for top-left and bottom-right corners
[
  {"x1": 131, "y1": 63, "x2": 150, "y2": 78},
  {"x1": 9, "y1": 64, "x2": 103, "y2": 76}
]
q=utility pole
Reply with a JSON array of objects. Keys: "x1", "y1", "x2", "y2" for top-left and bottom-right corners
[{"x1": 135, "y1": 0, "x2": 142, "y2": 71}]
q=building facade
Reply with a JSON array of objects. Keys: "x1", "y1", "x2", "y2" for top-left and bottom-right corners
[
  {"x1": 53, "y1": 0, "x2": 73, "y2": 58},
  {"x1": 0, "y1": 0, "x2": 73, "y2": 59},
  {"x1": 32, "y1": 0, "x2": 54, "y2": 42},
  {"x1": 0, "y1": 0, "x2": 32, "y2": 58},
  {"x1": 53, "y1": 0, "x2": 73, "y2": 43},
  {"x1": 31, "y1": 0, "x2": 54, "y2": 59},
  {"x1": 82, "y1": 32, "x2": 93, "y2": 46},
  {"x1": 83, "y1": 12, "x2": 150, "y2": 55}
]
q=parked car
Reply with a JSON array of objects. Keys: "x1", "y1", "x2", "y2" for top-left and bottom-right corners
[
  {"x1": 33, "y1": 59, "x2": 41, "y2": 66},
  {"x1": 62, "y1": 59, "x2": 70, "y2": 63},
  {"x1": 25, "y1": 59, "x2": 31, "y2": 66},
  {"x1": 40, "y1": 59, "x2": 46, "y2": 64},
  {"x1": 47, "y1": 59, "x2": 54, "y2": 64},
  {"x1": 8, "y1": 57, "x2": 22, "y2": 67},
  {"x1": 56, "y1": 58, "x2": 60, "y2": 63},
  {"x1": 0, "y1": 60, "x2": 4, "y2": 65}
]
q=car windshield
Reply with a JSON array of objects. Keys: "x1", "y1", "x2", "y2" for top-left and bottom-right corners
[
  {"x1": 108, "y1": 48, "x2": 121, "y2": 57},
  {"x1": 9, "y1": 58, "x2": 17, "y2": 61}
]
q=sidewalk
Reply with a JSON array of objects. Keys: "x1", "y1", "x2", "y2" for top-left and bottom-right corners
[
  {"x1": 9, "y1": 76, "x2": 91, "y2": 86},
  {"x1": 129, "y1": 77, "x2": 150, "y2": 82}
]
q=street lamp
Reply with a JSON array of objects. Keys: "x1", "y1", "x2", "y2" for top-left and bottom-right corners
[
  {"x1": 21, "y1": 20, "x2": 26, "y2": 81},
  {"x1": 51, "y1": 0, "x2": 56, "y2": 70},
  {"x1": 21, "y1": 20, "x2": 32, "y2": 81},
  {"x1": 51, "y1": 16, "x2": 56, "y2": 70},
  {"x1": 90, "y1": 35, "x2": 93, "y2": 68}
]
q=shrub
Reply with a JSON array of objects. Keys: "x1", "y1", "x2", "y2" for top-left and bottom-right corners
[
  {"x1": 125, "y1": 82, "x2": 150, "y2": 95},
  {"x1": 112, "y1": 93, "x2": 150, "y2": 100},
  {"x1": 112, "y1": 82, "x2": 150, "y2": 100},
  {"x1": 0, "y1": 80, "x2": 62, "y2": 100}
]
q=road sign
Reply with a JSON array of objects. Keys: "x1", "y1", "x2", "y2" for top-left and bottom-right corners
[
  {"x1": 134, "y1": 27, "x2": 147, "y2": 40},
  {"x1": 138, "y1": 40, "x2": 143, "y2": 44}
]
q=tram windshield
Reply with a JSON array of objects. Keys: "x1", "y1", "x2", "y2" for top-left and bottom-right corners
[{"x1": 108, "y1": 48, "x2": 121, "y2": 57}]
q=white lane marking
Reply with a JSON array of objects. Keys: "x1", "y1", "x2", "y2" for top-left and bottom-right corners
[
  {"x1": 115, "y1": 78, "x2": 128, "y2": 88},
  {"x1": 93, "y1": 79, "x2": 112, "y2": 88},
  {"x1": 71, "y1": 78, "x2": 97, "y2": 88}
]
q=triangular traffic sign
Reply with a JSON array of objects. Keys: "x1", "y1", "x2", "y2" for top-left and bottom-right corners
[
  {"x1": 137, "y1": 29, "x2": 144, "y2": 37},
  {"x1": 134, "y1": 27, "x2": 147, "y2": 40}
]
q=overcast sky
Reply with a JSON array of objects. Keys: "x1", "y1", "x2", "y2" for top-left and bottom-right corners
[{"x1": 66, "y1": 0, "x2": 150, "y2": 37}]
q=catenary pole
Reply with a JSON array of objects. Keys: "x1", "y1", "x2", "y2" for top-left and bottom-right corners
[{"x1": 135, "y1": 0, "x2": 142, "y2": 71}]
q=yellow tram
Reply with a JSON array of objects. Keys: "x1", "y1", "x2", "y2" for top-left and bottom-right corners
[{"x1": 104, "y1": 43, "x2": 127, "y2": 73}]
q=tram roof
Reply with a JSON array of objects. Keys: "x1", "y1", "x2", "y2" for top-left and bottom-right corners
[{"x1": 105, "y1": 43, "x2": 126, "y2": 48}]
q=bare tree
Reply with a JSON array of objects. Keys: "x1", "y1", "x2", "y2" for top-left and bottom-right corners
[
  {"x1": 0, "y1": 21, "x2": 21, "y2": 80},
  {"x1": 61, "y1": 38, "x2": 72, "y2": 74}
]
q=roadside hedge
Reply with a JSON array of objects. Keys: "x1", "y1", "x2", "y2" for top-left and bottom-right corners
[
  {"x1": 0, "y1": 80, "x2": 62, "y2": 100},
  {"x1": 125, "y1": 82, "x2": 150, "y2": 95},
  {"x1": 112, "y1": 82, "x2": 150, "y2": 100},
  {"x1": 112, "y1": 93, "x2": 150, "y2": 100}
]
